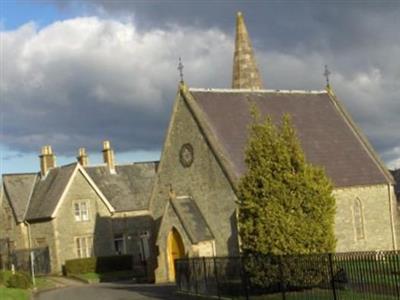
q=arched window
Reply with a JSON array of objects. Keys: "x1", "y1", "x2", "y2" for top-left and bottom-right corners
[{"x1": 353, "y1": 198, "x2": 365, "y2": 240}]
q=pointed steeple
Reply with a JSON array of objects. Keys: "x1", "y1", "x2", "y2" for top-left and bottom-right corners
[{"x1": 232, "y1": 12, "x2": 264, "y2": 89}]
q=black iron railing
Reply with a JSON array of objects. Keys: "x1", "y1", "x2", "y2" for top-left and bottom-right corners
[{"x1": 175, "y1": 251, "x2": 400, "y2": 300}]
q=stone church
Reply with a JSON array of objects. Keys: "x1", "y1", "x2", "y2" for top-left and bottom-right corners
[{"x1": 149, "y1": 12, "x2": 398, "y2": 282}]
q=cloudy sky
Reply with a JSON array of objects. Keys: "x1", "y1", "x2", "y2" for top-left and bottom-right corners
[{"x1": 1, "y1": 0, "x2": 399, "y2": 175}]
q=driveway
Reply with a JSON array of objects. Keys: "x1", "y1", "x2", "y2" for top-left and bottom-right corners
[{"x1": 34, "y1": 283, "x2": 201, "y2": 300}]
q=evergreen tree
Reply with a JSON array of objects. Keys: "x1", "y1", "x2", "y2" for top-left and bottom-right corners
[{"x1": 238, "y1": 110, "x2": 336, "y2": 256}]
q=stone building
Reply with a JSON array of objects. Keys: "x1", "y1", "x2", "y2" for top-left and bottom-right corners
[
  {"x1": 0, "y1": 142, "x2": 157, "y2": 273},
  {"x1": 149, "y1": 12, "x2": 398, "y2": 282},
  {"x1": 391, "y1": 169, "x2": 400, "y2": 200}
]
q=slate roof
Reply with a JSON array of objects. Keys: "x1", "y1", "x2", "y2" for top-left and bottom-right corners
[
  {"x1": 85, "y1": 162, "x2": 158, "y2": 212},
  {"x1": 2, "y1": 173, "x2": 37, "y2": 222},
  {"x1": 170, "y1": 196, "x2": 214, "y2": 244},
  {"x1": 391, "y1": 169, "x2": 400, "y2": 199},
  {"x1": 26, "y1": 163, "x2": 77, "y2": 221},
  {"x1": 3, "y1": 160, "x2": 158, "y2": 222},
  {"x1": 187, "y1": 88, "x2": 391, "y2": 188}
]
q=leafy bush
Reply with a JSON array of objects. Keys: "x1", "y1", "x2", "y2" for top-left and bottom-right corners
[
  {"x1": 6, "y1": 272, "x2": 31, "y2": 289},
  {"x1": 65, "y1": 255, "x2": 133, "y2": 275}
]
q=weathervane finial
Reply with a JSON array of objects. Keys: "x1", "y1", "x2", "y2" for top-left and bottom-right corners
[
  {"x1": 324, "y1": 64, "x2": 331, "y2": 88},
  {"x1": 178, "y1": 57, "x2": 184, "y2": 83}
]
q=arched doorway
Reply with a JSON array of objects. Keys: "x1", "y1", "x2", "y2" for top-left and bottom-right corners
[{"x1": 167, "y1": 228, "x2": 185, "y2": 281}]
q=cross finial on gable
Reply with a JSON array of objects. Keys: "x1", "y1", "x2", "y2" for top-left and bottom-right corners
[
  {"x1": 178, "y1": 57, "x2": 184, "y2": 83},
  {"x1": 324, "y1": 64, "x2": 331, "y2": 88}
]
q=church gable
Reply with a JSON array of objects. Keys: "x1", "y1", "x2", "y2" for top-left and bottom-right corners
[{"x1": 150, "y1": 89, "x2": 239, "y2": 256}]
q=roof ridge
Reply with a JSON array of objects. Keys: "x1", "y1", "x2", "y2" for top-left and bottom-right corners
[
  {"x1": 85, "y1": 161, "x2": 159, "y2": 168},
  {"x1": 189, "y1": 87, "x2": 327, "y2": 94},
  {"x1": 3, "y1": 172, "x2": 38, "y2": 177}
]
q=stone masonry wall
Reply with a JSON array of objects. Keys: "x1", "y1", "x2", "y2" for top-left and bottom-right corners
[
  {"x1": 0, "y1": 193, "x2": 28, "y2": 251},
  {"x1": 29, "y1": 220, "x2": 58, "y2": 273},
  {"x1": 334, "y1": 184, "x2": 397, "y2": 252},
  {"x1": 54, "y1": 170, "x2": 114, "y2": 273},
  {"x1": 151, "y1": 94, "x2": 239, "y2": 282}
]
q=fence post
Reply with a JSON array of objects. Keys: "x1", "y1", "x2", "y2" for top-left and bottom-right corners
[
  {"x1": 240, "y1": 256, "x2": 249, "y2": 300},
  {"x1": 202, "y1": 257, "x2": 208, "y2": 294},
  {"x1": 328, "y1": 253, "x2": 337, "y2": 300},
  {"x1": 192, "y1": 258, "x2": 198, "y2": 295},
  {"x1": 213, "y1": 257, "x2": 221, "y2": 300},
  {"x1": 393, "y1": 252, "x2": 400, "y2": 299},
  {"x1": 278, "y1": 255, "x2": 286, "y2": 300}
]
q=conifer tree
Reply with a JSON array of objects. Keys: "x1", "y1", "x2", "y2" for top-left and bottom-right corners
[{"x1": 238, "y1": 110, "x2": 336, "y2": 256}]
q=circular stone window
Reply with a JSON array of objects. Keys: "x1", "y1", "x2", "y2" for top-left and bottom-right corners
[{"x1": 179, "y1": 143, "x2": 194, "y2": 168}]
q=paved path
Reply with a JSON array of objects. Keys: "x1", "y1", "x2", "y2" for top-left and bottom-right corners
[{"x1": 34, "y1": 283, "x2": 199, "y2": 300}]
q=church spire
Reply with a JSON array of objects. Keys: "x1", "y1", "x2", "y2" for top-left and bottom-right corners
[{"x1": 232, "y1": 12, "x2": 264, "y2": 89}]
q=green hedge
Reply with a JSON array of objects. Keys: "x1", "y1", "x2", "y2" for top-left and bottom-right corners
[
  {"x1": 65, "y1": 255, "x2": 133, "y2": 275},
  {"x1": 0, "y1": 270, "x2": 12, "y2": 285},
  {"x1": 3, "y1": 272, "x2": 32, "y2": 289}
]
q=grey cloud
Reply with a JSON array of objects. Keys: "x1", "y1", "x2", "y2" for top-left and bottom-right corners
[{"x1": 2, "y1": 2, "x2": 400, "y2": 168}]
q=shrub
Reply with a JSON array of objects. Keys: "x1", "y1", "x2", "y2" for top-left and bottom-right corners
[
  {"x1": 65, "y1": 255, "x2": 133, "y2": 275},
  {"x1": 238, "y1": 112, "x2": 336, "y2": 256},
  {"x1": 6, "y1": 272, "x2": 31, "y2": 289},
  {"x1": 238, "y1": 111, "x2": 336, "y2": 289}
]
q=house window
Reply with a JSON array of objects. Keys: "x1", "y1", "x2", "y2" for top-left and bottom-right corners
[
  {"x1": 353, "y1": 198, "x2": 365, "y2": 240},
  {"x1": 114, "y1": 234, "x2": 126, "y2": 255},
  {"x1": 74, "y1": 201, "x2": 89, "y2": 222},
  {"x1": 75, "y1": 236, "x2": 93, "y2": 258}
]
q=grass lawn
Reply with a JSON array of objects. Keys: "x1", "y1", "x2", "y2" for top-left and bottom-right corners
[
  {"x1": 35, "y1": 276, "x2": 57, "y2": 290},
  {"x1": 337, "y1": 258, "x2": 400, "y2": 287},
  {"x1": 0, "y1": 287, "x2": 29, "y2": 300}
]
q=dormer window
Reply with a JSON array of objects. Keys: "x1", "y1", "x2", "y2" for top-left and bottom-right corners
[{"x1": 74, "y1": 201, "x2": 89, "y2": 222}]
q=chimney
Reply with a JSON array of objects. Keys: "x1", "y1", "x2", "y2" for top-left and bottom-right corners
[
  {"x1": 102, "y1": 140, "x2": 115, "y2": 172},
  {"x1": 77, "y1": 147, "x2": 89, "y2": 167},
  {"x1": 39, "y1": 145, "x2": 56, "y2": 177}
]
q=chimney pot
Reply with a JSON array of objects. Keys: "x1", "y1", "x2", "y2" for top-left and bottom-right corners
[
  {"x1": 103, "y1": 140, "x2": 111, "y2": 150},
  {"x1": 77, "y1": 147, "x2": 89, "y2": 167},
  {"x1": 102, "y1": 141, "x2": 115, "y2": 173},
  {"x1": 39, "y1": 145, "x2": 56, "y2": 177}
]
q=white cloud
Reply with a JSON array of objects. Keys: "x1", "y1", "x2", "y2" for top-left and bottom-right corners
[{"x1": 1, "y1": 17, "x2": 232, "y2": 154}]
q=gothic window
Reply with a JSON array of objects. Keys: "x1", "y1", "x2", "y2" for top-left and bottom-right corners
[
  {"x1": 73, "y1": 201, "x2": 89, "y2": 222},
  {"x1": 353, "y1": 198, "x2": 365, "y2": 240}
]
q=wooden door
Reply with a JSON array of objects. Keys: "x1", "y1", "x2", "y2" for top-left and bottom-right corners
[{"x1": 167, "y1": 228, "x2": 185, "y2": 281}]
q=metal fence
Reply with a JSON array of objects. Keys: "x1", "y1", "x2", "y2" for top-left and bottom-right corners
[
  {"x1": 8, "y1": 247, "x2": 51, "y2": 275},
  {"x1": 176, "y1": 251, "x2": 400, "y2": 300}
]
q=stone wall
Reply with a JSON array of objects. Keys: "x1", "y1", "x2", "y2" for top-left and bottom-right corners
[
  {"x1": 54, "y1": 170, "x2": 114, "y2": 273},
  {"x1": 151, "y1": 94, "x2": 239, "y2": 282},
  {"x1": 334, "y1": 184, "x2": 397, "y2": 252},
  {"x1": 29, "y1": 220, "x2": 58, "y2": 273},
  {"x1": 0, "y1": 192, "x2": 28, "y2": 251}
]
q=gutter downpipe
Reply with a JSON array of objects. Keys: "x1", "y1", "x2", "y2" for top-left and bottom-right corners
[
  {"x1": 24, "y1": 220, "x2": 36, "y2": 289},
  {"x1": 388, "y1": 184, "x2": 398, "y2": 250}
]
